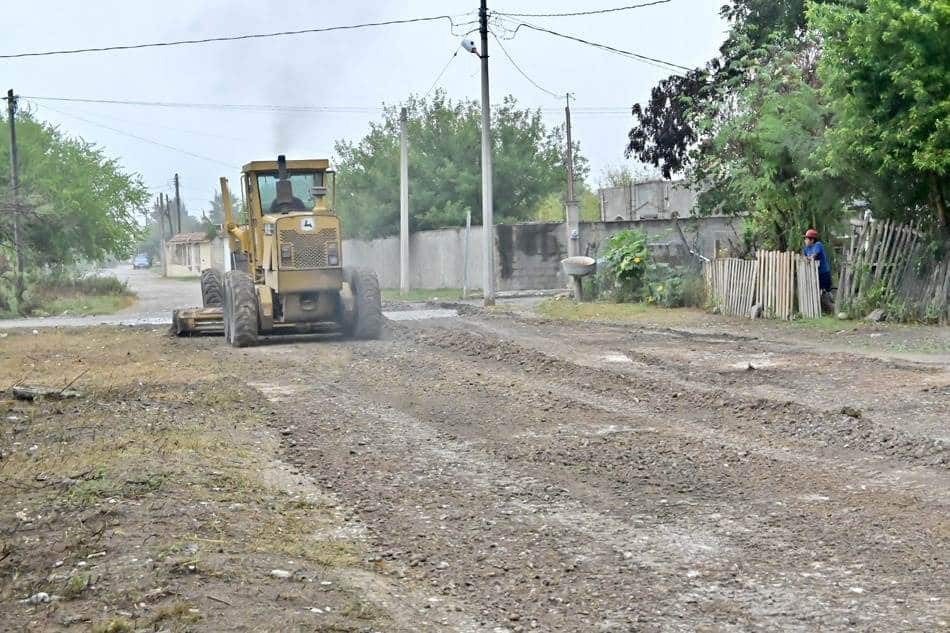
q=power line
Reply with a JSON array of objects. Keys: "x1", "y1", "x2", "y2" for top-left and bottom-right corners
[
  {"x1": 489, "y1": 31, "x2": 560, "y2": 99},
  {"x1": 30, "y1": 101, "x2": 239, "y2": 169},
  {"x1": 22, "y1": 95, "x2": 382, "y2": 113},
  {"x1": 495, "y1": 0, "x2": 672, "y2": 18},
  {"x1": 500, "y1": 19, "x2": 691, "y2": 73},
  {"x1": 0, "y1": 14, "x2": 473, "y2": 60},
  {"x1": 37, "y1": 102, "x2": 256, "y2": 142}
]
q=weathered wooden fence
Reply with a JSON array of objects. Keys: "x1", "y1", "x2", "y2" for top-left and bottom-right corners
[
  {"x1": 705, "y1": 258, "x2": 757, "y2": 317},
  {"x1": 705, "y1": 250, "x2": 820, "y2": 320},
  {"x1": 837, "y1": 219, "x2": 949, "y2": 323}
]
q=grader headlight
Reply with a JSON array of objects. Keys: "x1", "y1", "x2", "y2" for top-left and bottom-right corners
[
  {"x1": 327, "y1": 241, "x2": 339, "y2": 266},
  {"x1": 280, "y1": 243, "x2": 293, "y2": 266}
]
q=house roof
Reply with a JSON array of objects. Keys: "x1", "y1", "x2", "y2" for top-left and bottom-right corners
[{"x1": 167, "y1": 232, "x2": 210, "y2": 244}]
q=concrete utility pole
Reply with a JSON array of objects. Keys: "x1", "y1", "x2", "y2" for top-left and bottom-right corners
[
  {"x1": 399, "y1": 107, "x2": 410, "y2": 295},
  {"x1": 158, "y1": 194, "x2": 168, "y2": 277},
  {"x1": 6, "y1": 89, "x2": 25, "y2": 308},
  {"x1": 478, "y1": 0, "x2": 496, "y2": 306},
  {"x1": 564, "y1": 93, "x2": 580, "y2": 259},
  {"x1": 173, "y1": 173, "x2": 182, "y2": 234}
]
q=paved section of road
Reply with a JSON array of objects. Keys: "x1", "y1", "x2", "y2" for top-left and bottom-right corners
[{"x1": 0, "y1": 266, "x2": 461, "y2": 329}]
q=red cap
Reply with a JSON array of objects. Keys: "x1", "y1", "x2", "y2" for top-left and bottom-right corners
[{"x1": 804, "y1": 229, "x2": 819, "y2": 239}]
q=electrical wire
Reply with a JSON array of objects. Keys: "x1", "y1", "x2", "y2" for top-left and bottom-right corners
[
  {"x1": 21, "y1": 95, "x2": 382, "y2": 114},
  {"x1": 40, "y1": 102, "x2": 256, "y2": 143},
  {"x1": 489, "y1": 31, "x2": 560, "y2": 99},
  {"x1": 0, "y1": 14, "x2": 474, "y2": 60},
  {"x1": 423, "y1": 47, "x2": 461, "y2": 98},
  {"x1": 495, "y1": 0, "x2": 672, "y2": 18},
  {"x1": 497, "y1": 18, "x2": 691, "y2": 73},
  {"x1": 30, "y1": 101, "x2": 240, "y2": 169}
]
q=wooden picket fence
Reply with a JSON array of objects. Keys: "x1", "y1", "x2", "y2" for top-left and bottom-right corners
[
  {"x1": 704, "y1": 250, "x2": 820, "y2": 320},
  {"x1": 837, "y1": 219, "x2": 949, "y2": 322}
]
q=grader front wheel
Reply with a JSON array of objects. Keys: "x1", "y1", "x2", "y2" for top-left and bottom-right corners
[
  {"x1": 343, "y1": 267, "x2": 383, "y2": 340},
  {"x1": 223, "y1": 270, "x2": 260, "y2": 348}
]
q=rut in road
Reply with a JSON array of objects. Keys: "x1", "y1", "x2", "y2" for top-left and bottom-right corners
[{"x1": 242, "y1": 321, "x2": 949, "y2": 632}]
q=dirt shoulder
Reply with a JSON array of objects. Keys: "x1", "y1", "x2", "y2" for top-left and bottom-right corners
[{"x1": 0, "y1": 328, "x2": 399, "y2": 632}]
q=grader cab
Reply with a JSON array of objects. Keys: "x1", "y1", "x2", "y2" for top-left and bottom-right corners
[{"x1": 173, "y1": 155, "x2": 383, "y2": 346}]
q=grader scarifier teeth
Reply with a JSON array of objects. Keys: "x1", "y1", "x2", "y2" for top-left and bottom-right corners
[{"x1": 172, "y1": 307, "x2": 224, "y2": 336}]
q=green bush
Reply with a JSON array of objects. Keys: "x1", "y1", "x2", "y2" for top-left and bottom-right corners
[
  {"x1": 601, "y1": 229, "x2": 650, "y2": 300},
  {"x1": 599, "y1": 229, "x2": 705, "y2": 307}
]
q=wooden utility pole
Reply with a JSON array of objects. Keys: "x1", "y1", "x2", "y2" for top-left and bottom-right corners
[
  {"x1": 478, "y1": 0, "x2": 496, "y2": 306},
  {"x1": 6, "y1": 89, "x2": 25, "y2": 308},
  {"x1": 173, "y1": 173, "x2": 182, "y2": 234},
  {"x1": 399, "y1": 107, "x2": 410, "y2": 295}
]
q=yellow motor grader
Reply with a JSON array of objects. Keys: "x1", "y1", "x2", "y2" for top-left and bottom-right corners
[{"x1": 173, "y1": 155, "x2": 383, "y2": 346}]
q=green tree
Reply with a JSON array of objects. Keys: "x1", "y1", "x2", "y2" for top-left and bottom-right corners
[
  {"x1": 810, "y1": 0, "x2": 950, "y2": 234},
  {"x1": 334, "y1": 91, "x2": 587, "y2": 239},
  {"x1": 0, "y1": 109, "x2": 148, "y2": 268},
  {"x1": 688, "y1": 34, "x2": 844, "y2": 249}
]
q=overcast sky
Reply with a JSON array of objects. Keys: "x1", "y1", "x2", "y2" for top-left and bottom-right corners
[{"x1": 4, "y1": 1, "x2": 726, "y2": 215}]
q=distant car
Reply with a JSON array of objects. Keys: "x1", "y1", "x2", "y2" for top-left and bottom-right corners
[{"x1": 132, "y1": 254, "x2": 151, "y2": 269}]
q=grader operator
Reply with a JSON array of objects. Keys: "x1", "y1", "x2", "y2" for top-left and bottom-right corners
[{"x1": 173, "y1": 155, "x2": 383, "y2": 346}]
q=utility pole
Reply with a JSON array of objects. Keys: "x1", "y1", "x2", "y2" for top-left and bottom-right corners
[
  {"x1": 6, "y1": 89, "x2": 25, "y2": 308},
  {"x1": 399, "y1": 107, "x2": 410, "y2": 295},
  {"x1": 158, "y1": 194, "x2": 168, "y2": 277},
  {"x1": 478, "y1": 0, "x2": 496, "y2": 306},
  {"x1": 564, "y1": 93, "x2": 580, "y2": 259},
  {"x1": 173, "y1": 173, "x2": 182, "y2": 234}
]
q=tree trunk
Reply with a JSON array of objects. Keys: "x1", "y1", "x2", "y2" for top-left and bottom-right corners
[{"x1": 929, "y1": 172, "x2": 948, "y2": 236}]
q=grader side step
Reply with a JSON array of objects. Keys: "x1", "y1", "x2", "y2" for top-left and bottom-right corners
[{"x1": 173, "y1": 307, "x2": 224, "y2": 336}]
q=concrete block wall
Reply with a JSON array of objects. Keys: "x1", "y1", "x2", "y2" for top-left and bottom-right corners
[{"x1": 343, "y1": 216, "x2": 740, "y2": 291}]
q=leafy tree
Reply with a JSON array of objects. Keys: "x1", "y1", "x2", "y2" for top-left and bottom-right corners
[
  {"x1": 810, "y1": 0, "x2": 950, "y2": 234},
  {"x1": 334, "y1": 91, "x2": 588, "y2": 239},
  {"x1": 0, "y1": 109, "x2": 147, "y2": 268},
  {"x1": 597, "y1": 162, "x2": 661, "y2": 189},
  {"x1": 688, "y1": 35, "x2": 844, "y2": 249},
  {"x1": 626, "y1": 1, "x2": 810, "y2": 179}
]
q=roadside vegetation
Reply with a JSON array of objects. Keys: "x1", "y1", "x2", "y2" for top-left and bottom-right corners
[
  {"x1": 0, "y1": 269, "x2": 136, "y2": 318},
  {"x1": 0, "y1": 109, "x2": 147, "y2": 316}
]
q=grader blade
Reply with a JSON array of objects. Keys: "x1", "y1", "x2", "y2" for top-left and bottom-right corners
[{"x1": 172, "y1": 307, "x2": 224, "y2": 336}]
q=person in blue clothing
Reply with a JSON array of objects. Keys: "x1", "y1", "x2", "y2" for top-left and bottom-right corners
[{"x1": 802, "y1": 228, "x2": 832, "y2": 291}]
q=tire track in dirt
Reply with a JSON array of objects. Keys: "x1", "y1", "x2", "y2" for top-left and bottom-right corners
[{"x1": 240, "y1": 322, "x2": 949, "y2": 632}]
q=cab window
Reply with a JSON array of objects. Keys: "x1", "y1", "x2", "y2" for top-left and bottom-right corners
[{"x1": 257, "y1": 172, "x2": 325, "y2": 212}]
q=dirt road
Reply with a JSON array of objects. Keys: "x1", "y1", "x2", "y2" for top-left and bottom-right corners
[
  {"x1": 2, "y1": 308, "x2": 947, "y2": 631},
  {"x1": 222, "y1": 311, "x2": 947, "y2": 631}
]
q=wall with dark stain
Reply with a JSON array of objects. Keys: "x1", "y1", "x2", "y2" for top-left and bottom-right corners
[{"x1": 345, "y1": 217, "x2": 739, "y2": 291}]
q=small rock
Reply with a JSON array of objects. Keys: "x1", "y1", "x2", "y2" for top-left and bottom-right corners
[
  {"x1": 836, "y1": 312, "x2": 849, "y2": 320},
  {"x1": 270, "y1": 569, "x2": 292, "y2": 579},
  {"x1": 864, "y1": 308, "x2": 885, "y2": 322},
  {"x1": 27, "y1": 592, "x2": 51, "y2": 604},
  {"x1": 840, "y1": 406, "x2": 863, "y2": 419}
]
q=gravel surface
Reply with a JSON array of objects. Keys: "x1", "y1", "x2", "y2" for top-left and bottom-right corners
[{"x1": 205, "y1": 312, "x2": 950, "y2": 632}]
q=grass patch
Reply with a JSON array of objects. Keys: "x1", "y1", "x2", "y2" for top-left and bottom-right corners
[
  {"x1": 535, "y1": 298, "x2": 702, "y2": 324},
  {"x1": 381, "y1": 287, "x2": 465, "y2": 302},
  {"x1": 34, "y1": 293, "x2": 135, "y2": 316},
  {"x1": 91, "y1": 619, "x2": 133, "y2": 633}
]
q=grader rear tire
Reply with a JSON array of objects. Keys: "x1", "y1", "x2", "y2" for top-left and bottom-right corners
[
  {"x1": 343, "y1": 267, "x2": 383, "y2": 340},
  {"x1": 200, "y1": 269, "x2": 223, "y2": 307},
  {"x1": 223, "y1": 270, "x2": 259, "y2": 348}
]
